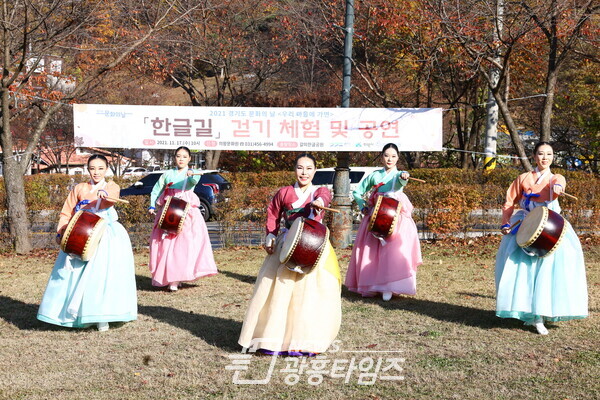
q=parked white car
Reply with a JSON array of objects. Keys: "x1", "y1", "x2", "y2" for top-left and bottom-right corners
[
  {"x1": 312, "y1": 167, "x2": 380, "y2": 197},
  {"x1": 122, "y1": 167, "x2": 148, "y2": 178},
  {"x1": 312, "y1": 167, "x2": 380, "y2": 222}
]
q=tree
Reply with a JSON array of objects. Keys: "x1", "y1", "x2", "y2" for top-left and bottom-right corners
[
  {"x1": 425, "y1": 0, "x2": 599, "y2": 170},
  {"x1": 1, "y1": 0, "x2": 202, "y2": 253},
  {"x1": 34, "y1": 108, "x2": 77, "y2": 173},
  {"x1": 552, "y1": 59, "x2": 600, "y2": 173},
  {"x1": 129, "y1": 0, "x2": 295, "y2": 169},
  {"x1": 279, "y1": 0, "x2": 486, "y2": 169}
]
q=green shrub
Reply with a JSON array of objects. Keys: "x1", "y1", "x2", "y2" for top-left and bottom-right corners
[{"x1": 0, "y1": 169, "x2": 597, "y2": 238}]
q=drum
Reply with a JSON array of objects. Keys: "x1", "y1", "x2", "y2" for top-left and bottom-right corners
[
  {"x1": 516, "y1": 206, "x2": 566, "y2": 257},
  {"x1": 159, "y1": 196, "x2": 190, "y2": 234},
  {"x1": 60, "y1": 210, "x2": 107, "y2": 261},
  {"x1": 279, "y1": 217, "x2": 329, "y2": 272},
  {"x1": 368, "y1": 196, "x2": 402, "y2": 239}
]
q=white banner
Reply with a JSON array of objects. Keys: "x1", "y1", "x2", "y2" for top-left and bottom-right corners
[{"x1": 73, "y1": 104, "x2": 442, "y2": 152}]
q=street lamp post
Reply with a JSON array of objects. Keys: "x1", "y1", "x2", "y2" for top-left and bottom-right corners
[{"x1": 330, "y1": 0, "x2": 355, "y2": 248}]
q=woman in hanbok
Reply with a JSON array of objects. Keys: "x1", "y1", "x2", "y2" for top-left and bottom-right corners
[
  {"x1": 148, "y1": 146, "x2": 217, "y2": 291},
  {"x1": 238, "y1": 153, "x2": 341, "y2": 356},
  {"x1": 37, "y1": 155, "x2": 137, "y2": 331},
  {"x1": 496, "y1": 141, "x2": 588, "y2": 335},
  {"x1": 346, "y1": 143, "x2": 422, "y2": 301}
]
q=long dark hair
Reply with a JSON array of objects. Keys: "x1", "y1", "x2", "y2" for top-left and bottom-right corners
[
  {"x1": 295, "y1": 152, "x2": 316, "y2": 167},
  {"x1": 87, "y1": 154, "x2": 108, "y2": 167}
]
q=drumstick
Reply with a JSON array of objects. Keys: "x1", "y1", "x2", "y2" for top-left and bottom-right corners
[
  {"x1": 314, "y1": 205, "x2": 341, "y2": 213},
  {"x1": 106, "y1": 196, "x2": 130, "y2": 204},
  {"x1": 408, "y1": 177, "x2": 426, "y2": 183},
  {"x1": 561, "y1": 192, "x2": 578, "y2": 201},
  {"x1": 509, "y1": 220, "x2": 522, "y2": 230}
]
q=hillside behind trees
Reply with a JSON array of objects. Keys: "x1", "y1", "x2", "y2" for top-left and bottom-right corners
[{"x1": 2, "y1": 0, "x2": 598, "y2": 252}]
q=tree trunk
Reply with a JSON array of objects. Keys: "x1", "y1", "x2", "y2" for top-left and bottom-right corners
[
  {"x1": 540, "y1": 59, "x2": 558, "y2": 143},
  {"x1": 477, "y1": 61, "x2": 531, "y2": 171},
  {"x1": 205, "y1": 150, "x2": 222, "y2": 170},
  {"x1": 2, "y1": 157, "x2": 32, "y2": 253},
  {"x1": 402, "y1": 152, "x2": 415, "y2": 170},
  {"x1": 493, "y1": 90, "x2": 533, "y2": 171},
  {"x1": 464, "y1": 116, "x2": 481, "y2": 170},
  {"x1": 1, "y1": 90, "x2": 32, "y2": 253}
]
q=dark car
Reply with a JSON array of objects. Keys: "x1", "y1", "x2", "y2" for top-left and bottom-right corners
[{"x1": 120, "y1": 170, "x2": 231, "y2": 221}]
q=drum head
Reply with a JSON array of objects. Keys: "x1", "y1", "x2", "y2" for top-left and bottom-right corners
[
  {"x1": 279, "y1": 218, "x2": 304, "y2": 264},
  {"x1": 516, "y1": 206, "x2": 547, "y2": 247}
]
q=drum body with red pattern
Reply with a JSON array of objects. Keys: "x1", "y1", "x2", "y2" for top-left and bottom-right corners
[
  {"x1": 279, "y1": 217, "x2": 329, "y2": 273},
  {"x1": 158, "y1": 196, "x2": 190, "y2": 235},
  {"x1": 516, "y1": 206, "x2": 566, "y2": 258},
  {"x1": 368, "y1": 196, "x2": 402, "y2": 239},
  {"x1": 60, "y1": 210, "x2": 107, "y2": 261}
]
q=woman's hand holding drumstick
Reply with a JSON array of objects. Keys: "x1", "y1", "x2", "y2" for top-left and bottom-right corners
[
  {"x1": 314, "y1": 205, "x2": 341, "y2": 213},
  {"x1": 400, "y1": 171, "x2": 426, "y2": 183},
  {"x1": 501, "y1": 219, "x2": 522, "y2": 235},
  {"x1": 312, "y1": 203, "x2": 340, "y2": 213}
]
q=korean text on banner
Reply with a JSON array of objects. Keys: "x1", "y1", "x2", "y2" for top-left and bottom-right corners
[{"x1": 73, "y1": 104, "x2": 442, "y2": 152}]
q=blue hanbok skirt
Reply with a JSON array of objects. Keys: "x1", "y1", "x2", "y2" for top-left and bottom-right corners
[
  {"x1": 37, "y1": 208, "x2": 137, "y2": 328},
  {"x1": 495, "y1": 210, "x2": 588, "y2": 323}
]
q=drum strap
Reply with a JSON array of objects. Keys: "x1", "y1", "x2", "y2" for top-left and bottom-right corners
[
  {"x1": 368, "y1": 182, "x2": 385, "y2": 206},
  {"x1": 180, "y1": 170, "x2": 189, "y2": 195},
  {"x1": 90, "y1": 180, "x2": 107, "y2": 211},
  {"x1": 391, "y1": 173, "x2": 398, "y2": 192},
  {"x1": 172, "y1": 168, "x2": 190, "y2": 199}
]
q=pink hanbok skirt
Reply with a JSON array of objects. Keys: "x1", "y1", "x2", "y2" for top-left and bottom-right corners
[
  {"x1": 346, "y1": 191, "x2": 422, "y2": 297},
  {"x1": 149, "y1": 188, "x2": 218, "y2": 287}
]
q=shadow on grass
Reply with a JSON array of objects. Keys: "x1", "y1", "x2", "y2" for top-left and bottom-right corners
[
  {"x1": 219, "y1": 270, "x2": 257, "y2": 285},
  {"x1": 135, "y1": 274, "x2": 156, "y2": 291},
  {"x1": 0, "y1": 295, "x2": 62, "y2": 331},
  {"x1": 341, "y1": 286, "x2": 523, "y2": 331},
  {"x1": 138, "y1": 305, "x2": 242, "y2": 351},
  {"x1": 136, "y1": 274, "x2": 225, "y2": 292}
]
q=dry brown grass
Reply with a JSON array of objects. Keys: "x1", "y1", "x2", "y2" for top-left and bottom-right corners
[{"x1": 0, "y1": 237, "x2": 598, "y2": 400}]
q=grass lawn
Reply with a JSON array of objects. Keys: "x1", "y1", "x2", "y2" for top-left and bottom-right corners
[{"x1": 0, "y1": 236, "x2": 598, "y2": 400}]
